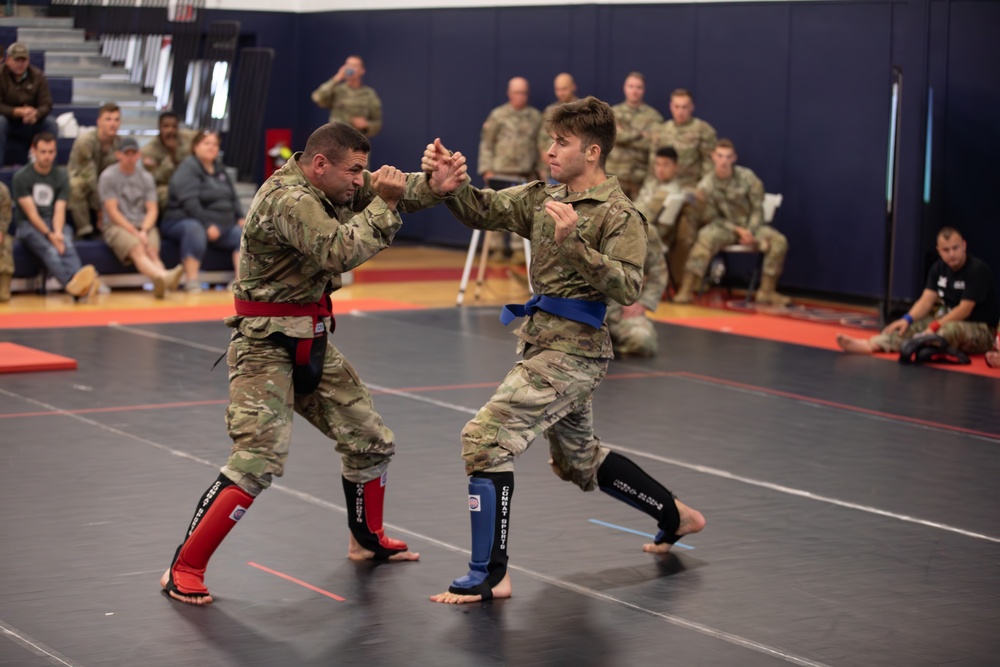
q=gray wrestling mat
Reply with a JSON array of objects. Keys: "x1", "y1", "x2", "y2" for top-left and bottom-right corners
[{"x1": 1, "y1": 308, "x2": 998, "y2": 666}]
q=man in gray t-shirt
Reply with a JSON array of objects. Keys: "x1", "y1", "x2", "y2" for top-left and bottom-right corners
[{"x1": 99, "y1": 137, "x2": 182, "y2": 298}]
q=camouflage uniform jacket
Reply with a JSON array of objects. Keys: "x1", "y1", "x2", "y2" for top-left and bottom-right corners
[
  {"x1": 606, "y1": 102, "x2": 663, "y2": 185},
  {"x1": 647, "y1": 117, "x2": 717, "y2": 190},
  {"x1": 607, "y1": 222, "x2": 667, "y2": 319},
  {"x1": 633, "y1": 178, "x2": 682, "y2": 225},
  {"x1": 226, "y1": 153, "x2": 442, "y2": 339},
  {"x1": 311, "y1": 82, "x2": 383, "y2": 137},
  {"x1": 68, "y1": 130, "x2": 120, "y2": 189},
  {"x1": 0, "y1": 183, "x2": 12, "y2": 275},
  {"x1": 444, "y1": 176, "x2": 645, "y2": 358},
  {"x1": 698, "y1": 165, "x2": 764, "y2": 233},
  {"x1": 140, "y1": 129, "x2": 197, "y2": 190},
  {"x1": 478, "y1": 103, "x2": 542, "y2": 178}
]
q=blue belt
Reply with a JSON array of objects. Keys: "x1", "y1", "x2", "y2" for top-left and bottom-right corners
[{"x1": 500, "y1": 294, "x2": 607, "y2": 330}]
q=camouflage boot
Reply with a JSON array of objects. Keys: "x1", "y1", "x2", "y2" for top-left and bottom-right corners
[
  {"x1": 755, "y1": 275, "x2": 791, "y2": 306},
  {"x1": 0, "y1": 273, "x2": 11, "y2": 302},
  {"x1": 672, "y1": 272, "x2": 698, "y2": 304}
]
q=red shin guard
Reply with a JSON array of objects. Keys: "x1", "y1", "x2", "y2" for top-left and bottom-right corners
[
  {"x1": 343, "y1": 474, "x2": 408, "y2": 559},
  {"x1": 166, "y1": 475, "x2": 254, "y2": 597}
]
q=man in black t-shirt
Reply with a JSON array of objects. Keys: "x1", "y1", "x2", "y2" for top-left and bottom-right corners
[{"x1": 838, "y1": 227, "x2": 998, "y2": 355}]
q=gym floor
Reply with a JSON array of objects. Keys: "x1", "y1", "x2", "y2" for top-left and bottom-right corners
[{"x1": 1, "y1": 269, "x2": 998, "y2": 666}]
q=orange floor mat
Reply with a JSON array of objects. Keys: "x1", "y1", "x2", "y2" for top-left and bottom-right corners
[
  {"x1": 663, "y1": 314, "x2": 999, "y2": 378},
  {"x1": 0, "y1": 298, "x2": 422, "y2": 329},
  {"x1": 0, "y1": 342, "x2": 77, "y2": 373}
]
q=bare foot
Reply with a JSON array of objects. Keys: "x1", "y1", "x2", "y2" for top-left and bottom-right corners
[
  {"x1": 160, "y1": 569, "x2": 213, "y2": 605},
  {"x1": 429, "y1": 572, "x2": 512, "y2": 604},
  {"x1": 986, "y1": 351, "x2": 999, "y2": 368},
  {"x1": 347, "y1": 533, "x2": 420, "y2": 561},
  {"x1": 643, "y1": 499, "x2": 706, "y2": 554},
  {"x1": 836, "y1": 334, "x2": 875, "y2": 354}
]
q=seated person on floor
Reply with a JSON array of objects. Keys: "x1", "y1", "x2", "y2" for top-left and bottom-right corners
[
  {"x1": 67, "y1": 102, "x2": 121, "y2": 239},
  {"x1": 13, "y1": 132, "x2": 99, "y2": 301},
  {"x1": 0, "y1": 42, "x2": 58, "y2": 166},
  {"x1": 673, "y1": 139, "x2": 790, "y2": 305},
  {"x1": 99, "y1": 137, "x2": 183, "y2": 298},
  {"x1": 141, "y1": 111, "x2": 196, "y2": 211},
  {"x1": 0, "y1": 181, "x2": 11, "y2": 301},
  {"x1": 837, "y1": 227, "x2": 999, "y2": 357},
  {"x1": 160, "y1": 130, "x2": 243, "y2": 293},
  {"x1": 607, "y1": 220, "x2": 668, "y2": 357}
]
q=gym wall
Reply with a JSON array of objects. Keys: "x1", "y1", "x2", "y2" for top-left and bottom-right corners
[{"x1": 204, "y1": 0, "x2": 999, "y2": 301}]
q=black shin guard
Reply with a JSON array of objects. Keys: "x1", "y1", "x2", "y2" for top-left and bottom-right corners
[
  {"x1": 342, "y1": 475, "x2": 408, "y2": 559},
  {"x1": 597, "y1": 451, "x2": 681, "y2": 544},
  {"x1": 448, "y1": 472, "x2": 513, "y2": 599}
]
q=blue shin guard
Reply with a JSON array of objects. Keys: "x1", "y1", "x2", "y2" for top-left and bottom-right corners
[
  {"x1": 449, "y1": 472, "x2": 513, "y2": 600},
  {"x1": 597, "y1": 451, "x2": 681, "y2": 545}
]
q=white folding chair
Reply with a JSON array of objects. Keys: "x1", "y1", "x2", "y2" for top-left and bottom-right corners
[{"x1": 705, "y1": 193, "x2": 783, "y2": 304}]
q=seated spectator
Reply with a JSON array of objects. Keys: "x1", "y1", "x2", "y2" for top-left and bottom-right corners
[
  {"x1": 99, "y1": 137, "x2": 183, "y2": 298},
  {"x1": 0, "y1": 182, "x2": 11, "y2": 301},
  {"x1": 160, "y1": 130, "x2": 243, "y2": 293},
  {"x1": 0, "y1": 42, "x2": 58, "y2": 166},
  {"x1": 141, "y1": 111, "x2": 196, "y2": 211},
  {"x1": 838, "y1": 227, "x2": 998, "y2": 357},
  {"x1": 607, "y1": 222, "x2": 668, "y2": 357},
  {"x1": 13, "y1": 133, "x2": 99, "y2": 301},
  {"x1": 634, "y1": 146, "x2": 689, "y2": 251},
  {"x1": 68, "y1": 102, "x2": 121, "y2": 239},
  {"x1": 673, "y1": 139, "x2": 790, "y2": 305}
]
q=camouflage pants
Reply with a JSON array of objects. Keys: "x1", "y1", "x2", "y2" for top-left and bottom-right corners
[
  {"x1": 870, "y1": 317, "x2": 996, "y2": 354},
  {"x1": 68, "y1": 176, "x2": 100, "y2": 234},
  {"x1": 0, "y1": 232, "x2": 12, "y2": 276},
  {"x1": 461, "y1": 345, "x2": 610, "y2": 491},
  {"x1": 607, "y1": 306, "x2": 657, "y2": 357},
  {"x1": 685, "y1": 224, "x2": 788, "y2": 280},
  {"x1": 221, "y1": 333, "x2": 395, "y2": 495}
]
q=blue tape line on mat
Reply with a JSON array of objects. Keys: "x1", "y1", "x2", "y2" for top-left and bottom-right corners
[{"x1": 588, "y1": 519, "x2": 695, "y2": 550}]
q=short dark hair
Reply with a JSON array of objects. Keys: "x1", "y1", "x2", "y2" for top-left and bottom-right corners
[
  {"x1": 158, "y1": 111, "x2": 179, "y2": 125},
  {"x1": 32, "y1": 132, "x2": 56, "y2": 147},
  {"x1": 98, "y1": 102, "x2": 120, "y2": 117},
  {"x1": 715, "y1": 138, "x2": 735, "y2": 151},
  {"x1": 671, "y1": 88, "x2": 693, "y2": 101},
  {"x1": 655, "y1": 146, "x2": 678, "y2": 162},
  {"x1": 545, "y1": 96, "x2": 616, "y2": 169},
  {"x1": 302, "y1": 122, "x2": 370, "y2": 163},
  {"x1": 625, "y1": 71, "x2": 645, "y2": 82},
  {"x1": 938, "y1": 226, "x2": 963, "y2": 241}
]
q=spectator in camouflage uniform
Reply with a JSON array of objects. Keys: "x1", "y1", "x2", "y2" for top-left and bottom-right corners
[
  {"x1": 634, "y1": 146, "x2": 687, "y2": 252},
  {"x1": 479, "y1": 77, "x2": 542, "y2": 184},
  {"x1": 141, "y1": 111, "x2": 196, "y2": 212},
  {"x1": 0, "y1": 181, "x2": 11, "y2": 301},
  {"x1": 607, "y1": 221, "x2": 667, "y2": 357},
  {"x1": 838, "y1": 227, "x2": 998, "y2": 356},
  {"x1": 646, "y1": 89, "x2": 717, "y2": 289},
  {"x1": 160, "y1": 122, "x2": 469, "y2": 606},
  {"x1": 646, "y1": 89, "x2": 716, "y2": 190},
  {"x1": 67, "y1": 102, "x2": 121, "y2": 238},
  {"x1": 311, "y1": 56, "x2": 383, "y2": 138},
  {"x1": 479, "y1": 76, "x2": 543, "y2": 256},
  {"x1": 606, "y1": 72, "x2": 663, "y2": 199},
  {"x1": 538, "y1": 72, "x2": 578, "y2": 180},
  {"x1": 674, "y1": 140, "x2": 790, "y2": 305},
  {"x1": 423, "y1": 97, "x2": 705, "y2": 606}
]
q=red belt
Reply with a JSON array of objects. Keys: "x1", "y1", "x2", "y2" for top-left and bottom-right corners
[{"x1": 234, "y1": 295, "x2": 334, "y2": 366}]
